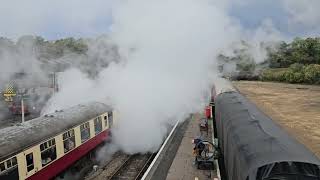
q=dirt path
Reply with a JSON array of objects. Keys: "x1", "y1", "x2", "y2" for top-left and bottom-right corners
[{"x1": 233, "y1": 81, "x2": 320, "y2": 158}]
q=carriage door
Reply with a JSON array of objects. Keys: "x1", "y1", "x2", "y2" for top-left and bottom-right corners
[
  {"x1": 24, "y1": 149, "x2": 37, "y2": 177},
  {"x1": 108, "y1": 111, "x2": 113, "y2": 128}
]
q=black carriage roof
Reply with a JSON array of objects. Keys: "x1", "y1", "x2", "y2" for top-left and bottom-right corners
[
  {"x1": 215, "y1": 92, "x2": 320, "y2": 180},
  {"x1": 0, "y1": 102, "x2": 112, "y2": 161}
]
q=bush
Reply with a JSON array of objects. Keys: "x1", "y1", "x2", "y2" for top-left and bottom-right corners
[
  {"x1": 260, "y1": 68, "x2": 288, "y2": 82},
  {"x1": 289, "y1": 63, "x2": 304, "y2": 72},
  {"x1": 261, "y1": 64, "x2": 320, "y2": 84},
  {"x1": 303, "y1": 64, "x2": 320, "y2": 84}
]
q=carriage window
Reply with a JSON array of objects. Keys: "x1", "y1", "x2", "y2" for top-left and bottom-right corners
[
  {"x1": 0, "y1": 163, "x2": 5, "y2": 172},
  {"x1": 108, "y1": 111, "x2": 113, "y2": 127},
  {"x1": 63, "y1": 129, "x2": 75, "y2": 153},
  {"x1": 6, "y1": 160, "x2": 11, "y2": 168},
  {"x1": 40, "y1": 138, "x2": 57, "y2": 166},
  {"x1": 94, "y1": 117, "x2": 102, "y2": 135},
  {"x1": 0, "y1": 158, "x2": 17, "y2": 173},
  {"x1": 11, "y1": 157, "x2": 17, "y2": 167},
  {"x1": 0, "y1": 157, "x2": 18, "y2": 179},
  {"x1": 104, "y1": 115, "x2": 108, "y2": 128},
  {"x1": 80, "y1": 122, "x2": 90, "y2": 143},
  {"x1": 7, "y1": 159, "x2": 12, "y2": 168},
  {"x1": 26, "y1": 153, "x2": 34, "y2": 172}
]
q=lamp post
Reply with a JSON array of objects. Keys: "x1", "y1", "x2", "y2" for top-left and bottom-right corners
[
  {"x1": 18, "y1": 88, "x2": 27, "y2": 123},
  {"x1": 21, "y1": 97, "x2": 24, "y2": 123}
]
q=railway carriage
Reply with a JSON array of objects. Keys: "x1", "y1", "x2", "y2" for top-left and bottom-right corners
[
  {"x1": 214, "y1": 91, "x2": 320, "y2": 180},
  {"x1": 0, "y1": 102, "x2": 115, "y2": 180}
]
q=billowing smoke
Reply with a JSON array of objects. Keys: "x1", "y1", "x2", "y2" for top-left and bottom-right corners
[
  {"x1": 44, "y1": 0, "x2": 239, "y2": 153},
  {"x1": 40, "y1": 0, "x2": 320, "y2": 154},
  {"x1": 2, "y1": 0, "x2": 320, "y2": 154},
  {"x1": 0, "y1": 37, "x2": 45, "y2": 86},
  {"x1": 0, "y1": 37, "x2": 52, "y2": 119},
  {"x1": 218, "y1": 19, "x2": 284, "y2": 76}
]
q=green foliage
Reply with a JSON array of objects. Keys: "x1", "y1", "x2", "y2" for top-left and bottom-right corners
[
  {"x1": 303, "y1": 64, "x2": 320, "y2": 84},
  {"x1": 288, "y1": 63, "x2": 304, "y2": 72},
  {"x1": 267, "y1": 37, "x2": 320, "y2": 68},
  {"x1": 261, "y1": 68, "x2": 288, "y2": 82},
  {"x1": 236, "y1": 61, "x2": 256, "y2": 73},
  {"x1": 261, "y1": 64, "x2": 320, "y2": 84},
  {"x1": 0, "y1": 35, "x2": 88, "y2": 59},
  {"x1": 262, "y1": 37, "x2": 320, "y2": 84},
  {"x1": 53, "y1": 37, "x2": 88, "y2": 54}
]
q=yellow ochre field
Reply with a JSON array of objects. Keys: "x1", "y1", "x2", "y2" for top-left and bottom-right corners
[{"x1": 233, "y1": 81, "x2": 320, "y2": 158}]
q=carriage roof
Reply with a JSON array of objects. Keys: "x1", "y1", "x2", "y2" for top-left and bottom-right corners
[
  {"x1": 0, "y1": 102, "x2": 112, "y2": 161},
  {"x1": 215, "y1": 92, "x2": 320, "y2": 180}
]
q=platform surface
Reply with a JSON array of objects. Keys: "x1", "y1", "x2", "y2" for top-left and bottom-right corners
[{"x1": 166, "y1": 114, "x2": 217, "y2": 180}]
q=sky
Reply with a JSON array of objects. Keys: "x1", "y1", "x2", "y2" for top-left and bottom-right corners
[
  {"x1": 0, "y1": 0, "x2": 319, "y2": 40},
  {"x1": 229, "y1": 0, "x2": 320, "y2": 38}
]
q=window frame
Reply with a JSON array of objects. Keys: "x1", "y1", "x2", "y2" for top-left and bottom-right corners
[
  {"x1": 108, "y1": 111, "x2": 113, "y2": 128},
  {"x1": 25, "y1": 153, "x2": 34, "y2": 172},
  {"x1": 94, "y1": 116, "x2": 102, "y2": 135},
  {"x1": 80, "y1": 122, "x2": 91, "y2": 143},
  {"x1": 0, "y1": 162, "x2": 5, "y2": 172},
  {"x1": 62, "y1": 129, "x2": 76, "y2": 153},
  {"x1": 104, "y1": 115, "x2": 108, "y2": 128},
  {"x1": 0, "y1": 156, "x2": 18, "y2": 174},
  {"x1": 40, "y1": 138, "x2": 57, "y2": 167},
  {"x1": 0, "y1": 157, "x2": 17, "y2": 174}
]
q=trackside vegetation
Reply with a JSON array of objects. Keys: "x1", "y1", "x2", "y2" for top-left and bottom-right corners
[{"x1": 218, "y1": 37, "x2": 320, "y2": 85}]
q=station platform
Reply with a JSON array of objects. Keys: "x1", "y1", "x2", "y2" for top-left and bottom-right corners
[
  {"x1": 142, "y1": 110, "x2": 221, "y2": 180},
  {"x1": 165, "y1": 114, "x2": 218, "y2": 180}
]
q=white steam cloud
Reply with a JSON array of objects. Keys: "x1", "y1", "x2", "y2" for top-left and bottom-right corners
[
  {"x1": 0, "y1": 37, "x2": 46, "y2": 87},
  {"x1": 44, "y1": 0, "x2": 240, "y2": 153},
  {"x1": 2, "y1": 0, "x2": 319, "y2": 154}
]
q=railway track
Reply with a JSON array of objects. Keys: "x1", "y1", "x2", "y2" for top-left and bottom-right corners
[
  {"x1": 108, "y1": 153, "x2": 155, "y2": 180},
  {"x1": 84, "y1": 151, "x2": 128, "y2": 180}
]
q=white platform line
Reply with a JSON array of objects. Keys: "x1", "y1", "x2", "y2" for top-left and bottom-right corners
[
  {"x1": 212, "y1": 118, "x2": 221, "y2": 180},
  {"x1": 141, "y1": 119, "x2": 180, "y2": 180}
]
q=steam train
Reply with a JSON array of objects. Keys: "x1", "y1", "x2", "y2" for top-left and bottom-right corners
[
  {"x1": 0, "y1": 102, "x2": 115, "y2": 180},
  {"x1": 212, "y1": 89, "x2": 320, "y2": 180}
]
